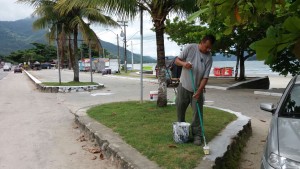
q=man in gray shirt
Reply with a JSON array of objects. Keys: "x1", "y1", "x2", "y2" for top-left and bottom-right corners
[{"x1": 175, "y1": 35, "x2": 215, "y2": 146}]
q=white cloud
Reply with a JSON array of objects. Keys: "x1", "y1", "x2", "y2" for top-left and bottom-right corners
[
  {"x1": 0, "y1": 0, "x2": 34, "y2": 21},
  {"x1": 0, "y1": 1, "x2": 181, "y2": 58},
  {"x1": 92, "y1": 13, "x2": 181, "y2": 58}
]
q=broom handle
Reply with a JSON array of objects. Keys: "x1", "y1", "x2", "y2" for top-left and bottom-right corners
[{"x1": 189, "y1": 69, "x2": 207, "y2": 146}]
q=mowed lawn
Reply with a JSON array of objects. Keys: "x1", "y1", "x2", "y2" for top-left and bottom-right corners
[{"x1": 87, "y1": 101, "x2": 237, "y2": 169}]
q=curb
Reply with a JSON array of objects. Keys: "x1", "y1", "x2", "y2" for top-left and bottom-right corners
[
  {"x1": 72, "y1": 108, "x2": 161, "y2": 169},
  {"x1": 254, "y1": 91, "x2": 282, "y2": 97},
  {"x1": 196, "y1": 106, "x2": 251, "y2": 169},
  {"x1": 72, "y1": 105, "x2": 251, "y2": 169},
  {"x1": 24, "y1": 70, "x2": 104, "y2": 93}
]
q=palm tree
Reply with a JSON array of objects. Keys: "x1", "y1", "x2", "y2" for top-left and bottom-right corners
[
  {"x1": 18, "y1": 0, "x2": 119, "y2": 82},
  {"x1": 70, "y1": 0, "x2": 197, "y2": 107},
  {"x1": 57, "y1": 0, "x2": 120, "y2": 82}
]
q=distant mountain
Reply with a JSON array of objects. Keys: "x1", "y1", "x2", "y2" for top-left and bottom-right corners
[
  {"x1": 0, "y1": 18, "x2": 47, "y2": 55},
  {"x1": 0, "y1": 18, "x2": 156, "y2": 63},
  {"x1": 0, "y1": 17, "x2": 250, "y2": 63},
  {"x1": 100, "y1": 40, "x2": 156, "y2": 63},
  {"x1": 213, "y1": 53, "x2": 236, "y2": 61}
]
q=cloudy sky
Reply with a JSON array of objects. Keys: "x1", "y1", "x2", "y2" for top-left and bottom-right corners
[{"x1": 0, "y1": 0, "x2": 181, "y2": 58}]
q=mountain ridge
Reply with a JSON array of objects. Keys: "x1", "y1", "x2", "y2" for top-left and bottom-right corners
[
  {"x1": 0, "y1": 18, "x2": 156, "y2": 63},
  {"x1": 0, "y1": 18, "x2": 243, "y2": 62}
]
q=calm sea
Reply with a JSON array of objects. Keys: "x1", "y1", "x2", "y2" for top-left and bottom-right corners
[{"x1": 131, "y1": 61, "x2": 279, "y2": 76}]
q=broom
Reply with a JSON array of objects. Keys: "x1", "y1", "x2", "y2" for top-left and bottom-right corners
[{"x1": 189, "y1": 69, "x2": 210, "y2": 155}]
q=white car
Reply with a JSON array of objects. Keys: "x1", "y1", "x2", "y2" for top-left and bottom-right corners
[{"x1": 3, "y1": 65, "x2": 10, "y2": 71}]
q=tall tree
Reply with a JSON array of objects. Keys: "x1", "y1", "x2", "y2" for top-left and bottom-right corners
[
  {"x1": 190, "y1": 0, "x2": 300, "y2": 76},
  {"x1": 166, "y1": 16, "x2": 270, "y2": 80},
  {"x1": 70, "y1": 0, "x2": 198, "y2": 107},
  {"x1": 56, "y1": 0, "x2": 119, "y2": 81},
  {"x1": 18, "y1": 0, "x2": 118, "y2": 82}
]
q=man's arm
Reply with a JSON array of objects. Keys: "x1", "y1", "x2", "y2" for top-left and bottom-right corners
[
  {"x1": 175, "y1": 57, "x2": 192, "y2": 69},
  {"x1": 193, "y1": 78, "x2": 208, "y2": 99}
]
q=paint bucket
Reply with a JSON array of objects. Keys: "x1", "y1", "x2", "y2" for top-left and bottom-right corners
[
  {"x1": 150, "y1": 91, "x2": 158, "y2": 101},
  {"x1": 173, "y1": 122, "x2": 190, "y2": 143}
]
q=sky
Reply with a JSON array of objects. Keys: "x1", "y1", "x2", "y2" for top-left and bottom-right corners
[{"x1": 0, "y1": 0, "x2": 182, "y2": 58}]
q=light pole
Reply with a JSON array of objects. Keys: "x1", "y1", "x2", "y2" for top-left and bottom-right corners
[
  {"x1": 140, "y1": 7, "x2": 144, "y2": 103},
  {"x1": 55, "y1": 24, "x2": 61, "y2": 84},
  {"x1": 118, "y1": 20, "x2": 128, "y2": 73},
  {"x1": 89, "y1": 38, "x2": 93, "y2": 83},
  {"x1": 131, "y1": 40, "x2": 133, "y2": 70},
  {"x1": 126, "y1": 31, "x2": 139, "y2": 71},
  {"x1": 106, "y1": 29, "x2": 120, "y2": 73},
  {"x1": 87, "y1": 23, "x2": 93, "y2": 83}
]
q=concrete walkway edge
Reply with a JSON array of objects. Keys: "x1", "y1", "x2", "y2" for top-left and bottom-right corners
[
  {"x1": 72, "y1": 108, "x2": 161, "y2": 169},
  {"x1": 196, "y1": 106, "x2": 251, "y2": 168},
  {"x1": 71, "y1": 104, "x2": 251, "y2": 169},
  {"x1": 24, "y1": 70, "x2": 104, "y2": 93}
]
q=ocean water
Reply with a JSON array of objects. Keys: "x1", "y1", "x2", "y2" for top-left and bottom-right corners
[
  {"x1": 212, "y1": 61, "x2": 279, "y2": 76},
  {"x1": 131, "y1": 61, "x2": 279, "y2": 76}
]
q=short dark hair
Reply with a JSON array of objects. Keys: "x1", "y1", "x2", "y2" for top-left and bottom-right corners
[{"x1": 201, "y1": 35, "x2": 216, "y2": 45}]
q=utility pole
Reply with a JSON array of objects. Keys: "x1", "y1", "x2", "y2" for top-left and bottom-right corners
[
  {"x1": 56, "y1": 24, "x2": 61, "y2": 84},
  {"x1": 131, "y1": 40, "x2": 133, "y2": 70},
  {"x1": 118, "y1": 20, "x2": 128, "y2": 73},
  {"x1": 89, "y1": 38, "x2": 93, "y2": 83},
  {"x1": 117, "y1": 34, "x2": 120, "y2": 73},
  {"x1": 106, "y1": 29, "x2": 120, "y2": 73},
  {"x1": 87, "y1": 23, "x2": 93, "y2": 83},
  {"x1": 140, "y1": 7, "x2": 144, "y2": 103}
]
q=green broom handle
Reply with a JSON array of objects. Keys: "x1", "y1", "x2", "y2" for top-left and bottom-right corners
[{"x1": 189, "y1": 69, "x2": 207, "y2": 146}]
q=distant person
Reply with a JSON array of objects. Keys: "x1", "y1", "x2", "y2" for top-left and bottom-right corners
[{"x1": 175, "y1": 35, "x2": 216, "y2": 145}]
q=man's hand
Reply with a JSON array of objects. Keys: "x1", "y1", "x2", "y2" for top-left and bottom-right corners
[
  {"x1": 184, "y1": 62, "x2": 192, "y2": 69},
  {"x1": 193, "y1": 91, "x2": 201, "y2": 100}
]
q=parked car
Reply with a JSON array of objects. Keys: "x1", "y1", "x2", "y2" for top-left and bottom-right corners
[
  {"x1": 14, "y1": 66, "x2": 22, "y2": 73},
  {"x1": 3, "y1": 65, "x2": 10, "y2": 71},
  {"x1": 41, "y1": 62, "x2": 53, "y2": 69},
  {"x1": 260, "y1": 75, "x2": 300, "y2": 169}
]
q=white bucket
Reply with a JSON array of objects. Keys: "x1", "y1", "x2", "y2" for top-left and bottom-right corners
[
  {"x1": 149, "y1": 91, "x2": 158, "y2": 101},
  {"x1": 173, "y1": 122, "x2": 190, "y2": 143}
]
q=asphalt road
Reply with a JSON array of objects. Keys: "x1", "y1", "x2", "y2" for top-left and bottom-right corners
[
  {"x1": 205, "y1": 88, "x2": 279, "y2": 169},
  {"x1": 28, "y1": 69, "x2": 284, "y2": 169},
  {"x1": 0, "y1": 69, "x2": 9, "y2": 80},
  {"x1": 3, "y1": 68, "x2": 284, "y2": 169},
  {"x1": 0, "y1": 70, "x2": 115, "y2": 169}
]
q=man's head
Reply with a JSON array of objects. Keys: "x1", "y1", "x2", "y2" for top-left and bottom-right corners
[{"x1": 199, "y1": 35, "x2": 216, "y2": 54}]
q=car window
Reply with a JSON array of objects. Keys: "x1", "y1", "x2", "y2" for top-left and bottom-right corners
[{"x1": 281, "y1": 84, "x2": 300, "y2": 118}]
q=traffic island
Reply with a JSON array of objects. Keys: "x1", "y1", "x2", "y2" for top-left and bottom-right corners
[
  {"x1": 72, "y1": 102, "x2": 251, "y2": 169},
  {"x1": 24, "y1": 70, "x2": 104, "y2": 93}
]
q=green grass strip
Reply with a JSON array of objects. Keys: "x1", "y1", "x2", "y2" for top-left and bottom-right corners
[{"x1": 87, "y1": 101, "x2": 237, "y2": 169}]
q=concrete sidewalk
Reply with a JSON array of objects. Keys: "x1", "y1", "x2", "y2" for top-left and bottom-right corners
[{"x1": 25, "y1": 70, "x2": 286, "y2": 169}]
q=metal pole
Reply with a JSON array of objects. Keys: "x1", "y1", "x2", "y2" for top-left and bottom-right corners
[
  {"x1": 56, "y1": 24, "x2": 61, "y2": 84},
  {"x1": 140, "y1": 7, "x2": 143, "y2": 103},
  {"x1": 131, "y1": 40, "x2": 133, "y2": 70},
  {"x1": 117, "y1": 34, "x2": 120, "y2": 73},
  {"x1": 124, "y1": 22, "x2": 127, "y2": 73},
  {"x1": 89, "y1": 39, "x2": 93, "y2": 83}
]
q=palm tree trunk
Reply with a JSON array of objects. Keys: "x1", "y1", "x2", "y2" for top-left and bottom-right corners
[
  {"x1": 68, "y1": 35, "x2": 74, "y2": 70},
  {"x1": 60, "y1": 25, "x2": 66, "y2": 70},
  {"x1": 154, "y1": 20, "x2": 167, "y2": 107},
  {"x1": 239, "y1": 51, "x2": 246, "y2": 81},
  {"x1": 73, "y1": 28, "x2": 80, "y2": 82}
]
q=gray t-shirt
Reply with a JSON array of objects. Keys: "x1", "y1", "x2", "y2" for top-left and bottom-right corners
[{"x1": 178, "y1": 43, "x2": 213, "y2": 92}]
